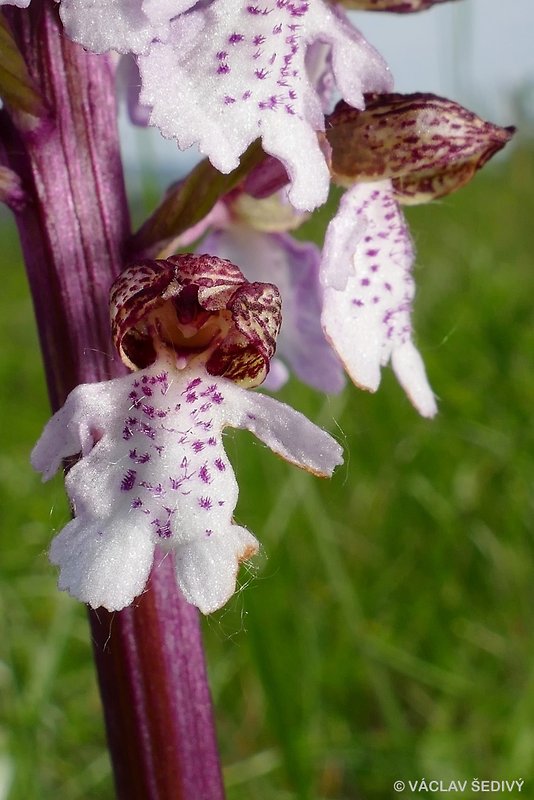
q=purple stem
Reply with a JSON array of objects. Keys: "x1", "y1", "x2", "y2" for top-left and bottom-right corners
[{"x1": 0, "y1": 2, "x2": 225, "y2": 798}]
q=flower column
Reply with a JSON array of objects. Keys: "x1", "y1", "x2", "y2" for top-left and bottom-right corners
[{"x1": 0, "y1": 1, "x2": 225, "y2": 797}]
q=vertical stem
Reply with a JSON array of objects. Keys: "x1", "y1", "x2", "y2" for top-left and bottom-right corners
[
  {"x1": 91, "y1": 555, "x2": 224, "y2": 799},
  {"x1": 1, "y1": 3, "x2": 225, "y2": 797}
]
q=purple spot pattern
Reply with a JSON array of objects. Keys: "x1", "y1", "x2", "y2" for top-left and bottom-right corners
[
  {"x1": 201, "y1": 0, "x2": 316, "y2": 119},
  {"x1": 121, "y1": 469, "x2": 137, "y2": 492},
  {"x1": 342, "y1": 184, "x2": 415, "y2": 348},
  {"x1": 94, "y1": 368, "x2": 243, "y2": 548}
]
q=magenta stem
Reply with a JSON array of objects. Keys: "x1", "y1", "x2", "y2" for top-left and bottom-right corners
[{"x1": 0, "y1": 3, "x2": 225, "y2": 797}]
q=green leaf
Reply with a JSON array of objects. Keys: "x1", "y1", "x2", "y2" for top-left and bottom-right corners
[
  {"x1": 129, "y1": 140, "x2": 265, "y2": 258},
  {"x1": 0, "y1": 13, "x2": 47, "y2": 117}
]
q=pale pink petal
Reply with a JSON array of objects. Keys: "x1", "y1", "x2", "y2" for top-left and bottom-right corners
[
  {"x1": 320, "y1": 187, "x2": 368, "y2": 290},
  {"x1": 174, "y1": 201, "x2": 231, "y2": 248},
  {"x1": 321, "y1": 180, "x2": 437, "y2": 417},
  {"x1": 59, "y1": 0, "x2": 197, "y2": 55},
  {"x1": 305, "y1": 3, "x2": 392, "y2": 106},
  {"x1": 262, "y1": 358, "x2": 290, "y2": 390},
  {"x1": 117, "y1": 54, "x2": 151, "y2": 127},
  {"x1": 141, "y1": 0, "x2": 190, "y2": 26},
  {"x1": 31, "y1": 381, "x2": 118, "y2": 480},
  {"x1": 391, "y1": 340, "x2": 438, "y2": 419},
  {"x1": 60, "y1": 0, "x2": 163, "y2": 55},
  {"x1": 224, "y1": 380, "x2": 344, "y2": 476},
  {"x1": 202, "y1": 226, "x2": 345, "y2": 393},
  {"x1": 305, "y1": 41, "x2": 336, "y2": 114}
]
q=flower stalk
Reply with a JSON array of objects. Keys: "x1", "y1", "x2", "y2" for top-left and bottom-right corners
[{"x1": 0, "y1": 1, "x2": 225, "y2": 797}]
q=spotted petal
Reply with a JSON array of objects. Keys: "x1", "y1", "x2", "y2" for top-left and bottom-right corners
[
  {"x1": 32, "y1": 364, "x2": 343, "y2": 613},
  {"x1": 139, "y1": 0, "x2": 391, "y2": 211},
  {"x1": 226, "y1": 378, "x2": 343, "y2": 475},
  {"x1": 321, "y1": 180, "x2": 437, "y2": 417}
]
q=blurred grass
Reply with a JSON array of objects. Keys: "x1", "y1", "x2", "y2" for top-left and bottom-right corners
[{"x1": 1, "y1": 145, "x2": 533, "y2": 800}]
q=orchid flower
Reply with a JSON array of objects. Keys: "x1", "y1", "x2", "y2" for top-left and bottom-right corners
[
  {"x1": 318, "y1": 93, "x2": 515, "y2": 416},
  {"x1": 32, "y1": 255, "x2": 343, "y2": 613},
  {"x1": 2, "y1": 0, "x2": 513, "y2": 793},
  {"x1": 56, "y1": 0, "x2": 391, "y2": 211}
]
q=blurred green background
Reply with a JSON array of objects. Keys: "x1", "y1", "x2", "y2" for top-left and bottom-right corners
[{"x1": 1, "y1": 144, "x2": 533, "y2": 800}]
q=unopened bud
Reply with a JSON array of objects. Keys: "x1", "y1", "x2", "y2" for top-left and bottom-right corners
[{"x1": 326, "y1": 93, "x2": 515, "y2": 203}]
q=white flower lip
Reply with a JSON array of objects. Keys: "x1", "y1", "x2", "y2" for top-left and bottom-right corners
[{"x1": 31, "y1": 364, "x2": 343, "y2": 613}]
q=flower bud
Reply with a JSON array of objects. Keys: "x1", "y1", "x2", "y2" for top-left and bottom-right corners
[
  {"x1": 231, "y1": 191, "x2": 310, "y2": 233},
  {"x1": 326, "y1": 93, "x2": 515, "y2": 203}
]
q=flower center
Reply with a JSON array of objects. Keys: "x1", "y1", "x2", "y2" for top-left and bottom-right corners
[{"x1": 147, "y1": 299, "x2": 234, "y2": 369}]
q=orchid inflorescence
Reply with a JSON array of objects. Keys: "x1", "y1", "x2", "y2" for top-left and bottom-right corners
[{"x1": 1, "y1": 0, "x2": 513, "y2": 612}]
